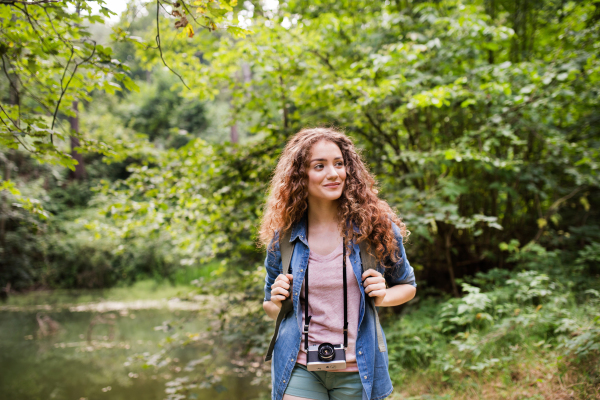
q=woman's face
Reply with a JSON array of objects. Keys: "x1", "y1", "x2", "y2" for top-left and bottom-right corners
[{"x1": 306, "y1": 139, "x2": 347, "y2": 203}]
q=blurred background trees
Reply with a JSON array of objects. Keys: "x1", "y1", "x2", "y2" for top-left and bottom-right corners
[{"x1": 66, "y1": 0, "x2": 599, "y2": 296}]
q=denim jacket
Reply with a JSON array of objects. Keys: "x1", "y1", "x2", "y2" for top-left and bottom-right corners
[{"x1": 263, "y1": 215, "x2": 417, "y2": 400}]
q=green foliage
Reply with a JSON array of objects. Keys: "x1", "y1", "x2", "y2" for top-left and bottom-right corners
[
  {"x1": 113, "y1": 0, "x2": 251, "y2": 93},
  {"x1": 92, "y1": 0, "x2": 600, "y2": 298},
  {"x1": 0, "y1": 1, "x2": 137, "y2": 168},
  {"x1": 575, "y1": 242, "x2": 600, "y2": 276},
  {"x1": 85, "y1": 134, "x2": 278, "y2": 269},
  {"x1": 42, "y1": 221, "x2": 180, "y2": 288},
  {"x1": 0, "y1": 202, "x2": 190, "y2": 290},
  {"x1": 122, "y1": 70, "x2": 208, "y2": 146},
  {"x1": 0, "y1": 40, "x2": 215, "y2": 291},
  {"x1": 386, "y1": 246, "x2": 600, "y2": 384}
]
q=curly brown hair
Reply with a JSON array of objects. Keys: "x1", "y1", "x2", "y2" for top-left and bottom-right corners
[{"x1": 259, "y1": 127, "x2": 409, "y2": 265}]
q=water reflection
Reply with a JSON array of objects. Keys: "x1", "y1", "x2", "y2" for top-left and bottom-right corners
[{"x1": 0, "y1": 305, "x2": 267, "y2": 400}]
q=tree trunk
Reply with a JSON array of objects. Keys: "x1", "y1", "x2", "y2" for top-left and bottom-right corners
[
  {"x1": 230, "y1": 123, "x2": 239, "y2": 144},
  {"x1": 1, "y1": 69, "x2": 18, "y2": 246},
  {"x1": 0, "y1": 153, "x2": 9, "y2": 246},
  {"x1": 69, "y1": 101, "x2": 86, "y2": 180},
  {"x1": 68, "y1": 2, "x2": 85, "y2": 180},
  {"x1": 445, "y1": 227, "x2": 460, "y2": 297},
  {"x1": 486, "y1": 0, "x2": 496, "y2": 64},
  {"x1": 230, "y1": 62, "x2": 251, "y2": 144}
]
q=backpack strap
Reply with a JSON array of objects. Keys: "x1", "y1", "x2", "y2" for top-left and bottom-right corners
[
  {"x1": 359, "y1": 240, "x2": 386, "y2": 353},
  {"x1": 265, "y1": 229, "x2": 295, "y2": 362}
]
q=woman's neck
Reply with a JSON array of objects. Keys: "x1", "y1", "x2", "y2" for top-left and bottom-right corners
[{"x1": 307, "y1": 197, "x2": 339, "y2": 230}]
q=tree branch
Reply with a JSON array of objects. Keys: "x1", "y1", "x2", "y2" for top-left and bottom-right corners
[
  {"x1": 530, "y1": 185, "x2": 588, "y2": 243},
  {"x1": 306, "y1": 44, "x2": 411, "y2": 173},
  {"x1": 1, "y1": 57, "x2": 19, "y2": 104},
  {"x1": 155, "y1": 0, "x2": 190, "y2": 90},
  {"x1": 50, "y1": 47, "x2": 74, "y2": 136},
  {"x1": 11, "y1": 58, "x2": 63, "y2": 115},
  {"x1": 50, "y1": 39, "x2": 96, "y2": 140},
  {"x1": 0, "y1": 106, "x2": 35, "y2": 153},
  {"x1": 13, "y1": 4, "x2": 63, "y2": 66},
  {"x1": 0, "y1": 0, "x2": 59, "y2": 4},
  {"x1": 179, "y1": 1, "x2": 201, "y2": 26}
]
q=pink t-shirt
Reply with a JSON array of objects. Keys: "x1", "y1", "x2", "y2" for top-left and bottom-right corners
[{"x1": 296, "y1": 241, "x2": 361, "y2": 372}]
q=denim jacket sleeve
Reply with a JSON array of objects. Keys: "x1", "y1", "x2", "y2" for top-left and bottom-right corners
[
  {"x1": 263, "y1": 231, "x2": 282, "y2": 302},
  {"x1": 382, "y1": 222, "x2": 417, "y2": 288}
]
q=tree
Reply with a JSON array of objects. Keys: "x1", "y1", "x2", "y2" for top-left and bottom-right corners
[
  {"x1": 0, "y1": 0, "x2": 249, "y2": 209},
  {"x1": 0, "y1": 1, "x2": 136, "y2": 167},
  {"x1": 93, "y1": 0, "x2": 600, "y2": 295}
]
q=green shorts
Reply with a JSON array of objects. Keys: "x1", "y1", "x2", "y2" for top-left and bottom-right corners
[{"x1": 283, "y1": 363, "x2": 364, "y2": 400}]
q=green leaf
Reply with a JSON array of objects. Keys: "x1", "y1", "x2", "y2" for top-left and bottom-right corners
[{"x1": 227, "y1": 26, "x2": 252, "y2": 38}]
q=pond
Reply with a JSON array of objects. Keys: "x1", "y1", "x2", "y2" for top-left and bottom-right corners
[{"x1": 0, "y1": 283, "x2": 269, "y2": 400}]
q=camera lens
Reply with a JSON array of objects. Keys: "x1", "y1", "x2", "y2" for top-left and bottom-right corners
[{"x1": 317, "y1": 343, "x2": 336, "y2": 362}]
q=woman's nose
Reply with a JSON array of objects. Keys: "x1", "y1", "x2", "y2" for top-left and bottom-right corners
[{"x1": 326, "y1": 167, "x2": 339, "y2": 179}]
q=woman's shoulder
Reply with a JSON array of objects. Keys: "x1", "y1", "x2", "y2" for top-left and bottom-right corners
[
  {"x1": 352, "y1": 214, "x2": 404, "y2": 241},
  {"x1": 387, "y1": 216, "x2": 406, "y2": 244},
  {"x1": 391, "y1": 221, "x2": 403, "y2": 238}
]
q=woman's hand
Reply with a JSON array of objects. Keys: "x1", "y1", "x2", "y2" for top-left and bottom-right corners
[
  {"x1": 263, "y1": 273, "x2": 293, "y2": 320},
  {"x1": 270, "y1": 273, "x2": 294, "y2": 309},
  {"x1": 362, "y1": 269, "x2": 387, "y2": 306}
]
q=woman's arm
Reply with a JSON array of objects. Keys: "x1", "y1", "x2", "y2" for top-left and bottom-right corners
[
  {"x1": 375, "y1": 284, "x2": 417, "y2": 307},
  {"x1": 362, "y1": 269, "x2": 416, "y2": 307},
  {"x1": 362, "y1": 221, "x2": 417, "y2": 306},
  {"x1": 378, "y1": 282, "x2": 416, "y2": 307}
]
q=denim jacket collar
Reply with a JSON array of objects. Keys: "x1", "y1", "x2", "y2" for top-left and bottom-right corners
[
  {"x1": 289, "y1": 211, "x2": 361, "y2": 247},
  {"x1": 289, "y1": 212, "x2": 308, "y2": 246}
]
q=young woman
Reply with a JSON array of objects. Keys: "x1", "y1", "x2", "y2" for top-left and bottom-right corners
[{"x1": 260, "y1": 128, "x2": 417, "y2": 400}]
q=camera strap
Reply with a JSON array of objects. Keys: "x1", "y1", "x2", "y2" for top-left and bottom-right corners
[
  {"x1": 304, "y1": 217, "x2": 348, "y2": 350},
  {"x1": 342, "y1": 240, "x2": 349, "y2": 348},
  {"x1": 303, "y1": 239, "x2": 311, "y2": 350}
]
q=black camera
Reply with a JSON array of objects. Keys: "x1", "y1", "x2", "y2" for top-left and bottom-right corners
[{"x1": 306, "y1": 343, "x2": 346, "y2": 371}]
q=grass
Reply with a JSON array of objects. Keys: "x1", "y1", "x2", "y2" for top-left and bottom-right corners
[
  {"x1": 168, "y1": 258, "x2": 222, "y2": 286},
  {"x1": 2, "y1": 259, "x2": 223, "y2": 307},
  {"x1": 2, "y1": 280, "x2": 193, "y2": 307},
  {"x1": 382, "y1": 269, "x2": 600, "y2": 400},
  {"x1": 389, "y1": 349, "x2": 599, "y2": 400}
]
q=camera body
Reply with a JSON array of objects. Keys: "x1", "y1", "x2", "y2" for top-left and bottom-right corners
[{"x1": 306, "y1": 343, "x2": 346, "y2": 371}]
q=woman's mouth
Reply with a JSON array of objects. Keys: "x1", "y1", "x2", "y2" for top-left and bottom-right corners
[{"x1": 323, "y1": 182, "x2": 341, "y2": 188}]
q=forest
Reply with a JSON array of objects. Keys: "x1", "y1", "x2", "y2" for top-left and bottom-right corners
[{"x1": 0, "y1": 0, "x2": 599, "y2": 399}]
